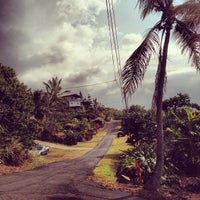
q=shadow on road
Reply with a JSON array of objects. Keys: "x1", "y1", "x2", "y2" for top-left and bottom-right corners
[{"x1": 48, "y1": 197, "x2": 83, "y2": 200}]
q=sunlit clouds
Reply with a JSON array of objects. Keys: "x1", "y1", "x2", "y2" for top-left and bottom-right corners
[{"x1": 0, "y1": 0, "x2": 199, "y2": 109}]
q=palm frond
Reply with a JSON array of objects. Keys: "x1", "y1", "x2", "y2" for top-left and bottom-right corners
[
  {"x1": 43, "y1": 82, "x2": 51, "y2": 93},
  {"x1": 137, "y1": 0, "x2": 173, "y2": 19},
  {"x1": 174, "y1": 20, "x2": 200, "y2": 70},
  {"x1": 175, "y1": 1, "x2": 200, "y2": 30},
  {"x1": 121, "y1": 22, "x2": 161, "y2": 98}
]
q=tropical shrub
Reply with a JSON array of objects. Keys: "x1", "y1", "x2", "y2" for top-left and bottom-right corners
[
  {"x1": 0, "y1": 138, "x2": 29, "y2": 166},
  {"x1": 117, "y1": 141, "x2": 156, "y2": 184},
  {"x1": 64, "y1": 130, "x2": 79, "y2": 145},
  {"x1": 164, "y1": 107, "x2": 200, "y2": 176}
]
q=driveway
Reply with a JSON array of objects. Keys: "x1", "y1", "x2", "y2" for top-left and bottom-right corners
[{"x1": 0, "y1": 121, "x2": 143, "y2": 200}]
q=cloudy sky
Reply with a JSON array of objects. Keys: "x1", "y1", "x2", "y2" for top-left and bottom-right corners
[{"x1": 0, "y1": 0, "x2": 200, "y2": 109}]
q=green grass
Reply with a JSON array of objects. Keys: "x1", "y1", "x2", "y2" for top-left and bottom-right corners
[{"x1": 91, "y1": 136, "x2": 131, "y2": 188}]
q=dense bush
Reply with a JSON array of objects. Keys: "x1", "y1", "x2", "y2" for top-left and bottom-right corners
[
  {"x1": 164, "y1": 107, "x2": 200, "y2": 176},
  {"x1": 117, "y1": 105, "x2": 157, "y2": 183},
  {"x1": 118, "y1": 104, "x2": 200, "y2": 186},
  {"x1": 0, "y1": 138, "x2": 29, "y2": 166},
  {"x1": 64, "y1": 130, "x2": 79, "y2": 146},
  {"x1": 121, "y1": 105, "x2": 156, "y2": 144},
  {"x1": 0, "y1": 65, "x2": 41, "y2": 166}
]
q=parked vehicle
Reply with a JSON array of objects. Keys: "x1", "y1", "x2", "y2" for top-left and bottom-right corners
[
  {"x1": 117, "y1": 131, "x2": 126, "y2": 137},
  {"x1": 30, "y1": 145, "x2": 49, "y2": 156}
]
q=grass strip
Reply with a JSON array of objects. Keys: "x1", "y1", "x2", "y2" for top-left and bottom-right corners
[{"x1": 91, "y1": 136, "x2": 132, "y2": 189}]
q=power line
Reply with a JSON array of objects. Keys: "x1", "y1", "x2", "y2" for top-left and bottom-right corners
[
  {"x1": 106, "y1": 0, "x2": 117, "y2": 82},
  {"x1": 63, "y1": 79, "x2": 116, "y2": 90},
  {"x1": 106, "y1": 0, "x2": 127, "y2": 108},
  {"x1": 106, "y1": 0, "x2": 122, "y2": 85}
]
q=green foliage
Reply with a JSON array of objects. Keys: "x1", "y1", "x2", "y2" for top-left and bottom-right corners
[
  {"x1": 32, "y1": 90, "x2": 46, "y2": 120},
  {"x1": 118, "y1": 102, "x2": 200, "y2": 186},
  {"x1": 163, "y1": 93, "x2": 190, "y2": 112},
  {"x1": 121, "y1": 105, "x2": 156, "y2": 144},
  {"x1": 32, "y1": 76, "x2": 109, "y2": 146},
  {"x1": 41, "y1": 77, "x2": 70, "y2": 133},
  {"x1": 117, "y1": 105, "x2": 157, "y2": 184},
  {"x1": 93, "y1": 117, "x2": 105, "y2": 129},
  {"x1": 64, "y1": 130, "x2": 78, "y2": 146},
  {"x1": 0, "y1": 138, "x2": 29, "y2": 166},
  {"x1": 0, "y1": 65, "x2": 40, "y2": 165},
  {"x1": 117, "y1": 142, "x2": 156, "y2": 184},
  {"x1": 164, "y1": 107, "x2": 200, "y2": 175}
]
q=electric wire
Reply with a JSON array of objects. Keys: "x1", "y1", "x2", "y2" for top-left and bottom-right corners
[
  {"x1": 106, "y1": 0, "x2": 117, "y2": 82},
  {"x1": 106, "y1": 0, "x2": 120, "y2": 84},
  {"x1": 63, "y1": 79, "x2": 116, "y2": 90},
  {"x1": 110, "y1": 0, "x2": 122, "y2": 78},
  {"x1": 106, "y1": 0, "x2": 127, "y2": 109}
]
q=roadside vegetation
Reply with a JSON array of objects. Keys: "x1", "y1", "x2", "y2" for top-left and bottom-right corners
[
  {"x1": 121, "y1": 0, "x2": 200, "y2": 191},
  {"x1": 0, "y1": 64, "x2": 200, "y2": 199},
  {"x1": 0, "y1": 64, "x2": 122, "y2": 168},
  {"x1": 92, "y1": 95, "x2": 200, "y2": 199},
  {"x1": 0, "y1": 129, "x2": 107, "y2": 175}
]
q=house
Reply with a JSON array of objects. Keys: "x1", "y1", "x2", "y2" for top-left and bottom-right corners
[
  {"x1": 64, "y1": 93, "x2": 82, "y2": 111},
  {"x1": 64, "y1": 93, "x2": 95, "y2": 112}
]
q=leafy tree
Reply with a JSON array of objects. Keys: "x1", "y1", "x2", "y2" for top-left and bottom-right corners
[
  {"x1": 121, "y1": 105, "x2": 156, "y2": 144},
  {"x1": 0, "y1": 65, "x2": 39, "y2": 165},
  {"x1": 163, "y1": 93, "x2": 190, "y2": 112},
  {"x1": 121, "y1": 0, "x2": 200, "y2": 190}
]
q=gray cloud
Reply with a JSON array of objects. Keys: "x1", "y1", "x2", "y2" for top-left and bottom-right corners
[
  {"x1": 0, "y1": 0, "x2": 25, "y2": 26},
  {"x1": 23, "y1": 47, "x2": 66, "y2": 69},
  {"x1": 1, "y1": 0, "x2": 199, "y2": 110},
  {"x1": 0, "y1": 0, "x2": 27, "y2": 70},
  {"x1": 67, "y1": 67, "x2": 102, "y2": 85}
]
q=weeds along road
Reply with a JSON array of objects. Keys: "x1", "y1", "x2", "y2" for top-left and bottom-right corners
[{"x1": 0, "y1": 121, "x2": 143, "y2": 200}]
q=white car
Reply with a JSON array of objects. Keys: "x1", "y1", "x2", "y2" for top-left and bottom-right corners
[{"x1": 30, "y1": 145, "x2": 49, "y2": 156}]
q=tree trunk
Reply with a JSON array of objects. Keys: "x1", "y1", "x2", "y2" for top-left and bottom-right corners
[{"x1": 144, "y1": 26, "x2": 171, "y2": 191}]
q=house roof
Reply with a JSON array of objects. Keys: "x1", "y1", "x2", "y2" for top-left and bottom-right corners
[{"x1": 63, "y1": 93, "x2": 81, "y2": 98}]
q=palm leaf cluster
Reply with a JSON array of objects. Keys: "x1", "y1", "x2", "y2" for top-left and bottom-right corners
[{"x1": 121, "y1": 0, "x2": 200, "y2": 101}]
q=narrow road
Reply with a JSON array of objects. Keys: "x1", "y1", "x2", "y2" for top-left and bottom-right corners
[{"x1": 0, "y1": 121, "x2": 143, "y2": 200}]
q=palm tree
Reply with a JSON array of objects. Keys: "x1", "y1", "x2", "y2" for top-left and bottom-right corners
[
  {"x1": 43, "y1": 77, "x2": 69, "y2": 132},
  {"x1": 43, "y1": 77, "x2": 62, "y2": 108},
  {"x1": 121, "y1": 0, "x2": 200, "y2": 190}
]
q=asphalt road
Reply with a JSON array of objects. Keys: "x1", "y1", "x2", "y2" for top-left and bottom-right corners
[{"x1": 0, "y1": 121, "x2": 143, "y2": 200}]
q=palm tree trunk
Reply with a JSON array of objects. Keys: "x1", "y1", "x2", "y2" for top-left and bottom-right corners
[{"x1": 145, "y1": 26, "x2": 171, "y2": 191}]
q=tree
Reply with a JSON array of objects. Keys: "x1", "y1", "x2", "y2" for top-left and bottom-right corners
[
  {"x1": 32, "y1": 90, "x2": 46, "y2": 120},
  {"x1": 121, "y1": 0, "x2": 200, "y2": 190},
  {"x1": 122, "y1": 105, "x2": 156, "y2": 145},
  {"x1": 42, "y1": 77, "x2": 69, "y2": 133},
  {"x1": 0, "y1": 65, "x2": 39, "y2": 165},
  {"x1": 163, "y1": 93, "x2": 190, "y2": 112}
]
